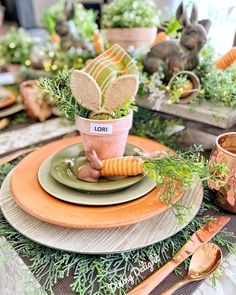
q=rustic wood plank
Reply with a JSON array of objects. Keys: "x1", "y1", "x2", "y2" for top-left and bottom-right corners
[
  {"x1": 136, "y1": 96, "x2": 236, "y2": 129},
  {"x1": 0, "y1": 118, "x2": 77, "y2": 155}
]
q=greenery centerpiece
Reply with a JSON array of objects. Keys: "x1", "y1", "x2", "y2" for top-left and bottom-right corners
[
  {"x1": 194, "y1": 46, "x2": 236, "y2": 108},
  {"x1": 42, "y1": 0, "x2": 97, "y2": 42},
  {"x1": 0, "y1": 28, "x2": 33, "y2": 81},
  {"x1": 101, "y1": 0, "x2": 159, "y2": 50}
]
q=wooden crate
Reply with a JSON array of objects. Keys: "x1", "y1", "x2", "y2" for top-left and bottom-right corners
[
  {"x1": 137, "y1": 96, "x2": 236, "y2": 129},
  {"x1": 136, "y1": 96, "x2": 236, "y2": 149}
]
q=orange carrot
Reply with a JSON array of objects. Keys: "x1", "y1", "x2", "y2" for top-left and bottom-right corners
[
  {"x1": 100, "y1": 156, "x2": 144, "y2": 177},
  {"x1": 50, "y1": 32, "x2": 61, "y2": 45},
  {"x1": 152, "y1": 32, "x2": 170, "y2": 46},
  {"x1": 215, "y1": 47, "x2": 236, "y2": 70},
  {"x1": 93, "y1": 31, "x2": 104, "y2": 55}
]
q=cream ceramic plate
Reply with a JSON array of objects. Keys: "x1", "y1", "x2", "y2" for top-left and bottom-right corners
[
  {"x1": 0, "y1": 102, "x2": 24, "y2": 118},
  {"x1": 39, "y1": 156, "x2": 156, "y2": 206}
]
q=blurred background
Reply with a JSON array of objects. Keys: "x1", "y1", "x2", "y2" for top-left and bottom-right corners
[{"x1": 0, "y1": 0, "x2": 235, "y2": 53}]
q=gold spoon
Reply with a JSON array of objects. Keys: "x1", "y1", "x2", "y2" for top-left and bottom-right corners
[{"x1": 160, "y1": 243, "x2": 222, "y2": 295}]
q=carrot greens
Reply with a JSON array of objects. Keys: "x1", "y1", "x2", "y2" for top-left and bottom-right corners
[{"x1": 142, "y1": 145, "x2": 228, "y2": 224}]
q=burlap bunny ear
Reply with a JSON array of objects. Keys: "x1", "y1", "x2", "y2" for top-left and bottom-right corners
[
  {"x1": 71, "y1": 44, "x2": 139, "y2": 113},
  {"x1": 70, "y1": 70, "x2": 102, "y2": 112},
  {"x1": 103, "y1": 75, "x2": 139, "y2": 112}
]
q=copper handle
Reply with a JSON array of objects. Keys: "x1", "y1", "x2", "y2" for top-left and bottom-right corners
[
  {"x1": 126, "y1": 261, "x2": 177, "y2": 295},
  {"x1": 160, "y1": 277, "x2": 191, "y2": 295}
]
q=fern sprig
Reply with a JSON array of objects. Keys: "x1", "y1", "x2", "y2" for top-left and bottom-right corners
[{"x1": 39, "y1": 69, "x2": 90, "y2": 121}]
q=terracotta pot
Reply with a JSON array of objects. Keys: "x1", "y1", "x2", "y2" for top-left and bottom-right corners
[
  {"x1": 7, "y1": 64, "x2": 21, "y2": 82},
  {"x1": 103, "y1": 28, "x2": 157, "y2": 50},
  {"x1": 20, "y1": 80, "x2": 52, "y2": 122},
  {"x1": 168, "y1": 71, "x2": 200, "y2": 104},
  {"x1": 208, "y1": 132, "x2": 236, "y2": 213},
  {"x1": 75, "y1": 112, "x2": 133, "y2": 160}
]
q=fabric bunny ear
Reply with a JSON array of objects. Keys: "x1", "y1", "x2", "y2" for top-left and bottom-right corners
[
  {"x1": 70, "y1": 70, "x2": 102, "y2": 112},
  {"x1": 103, "y1": 75, "x2": 139, "y2": 112}
]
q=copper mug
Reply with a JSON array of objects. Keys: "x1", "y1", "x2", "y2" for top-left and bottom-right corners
[{"x1": 208, "y1": 132, "x2": 236, "y2": 213}]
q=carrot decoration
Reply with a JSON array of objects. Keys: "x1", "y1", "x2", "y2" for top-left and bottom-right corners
[
  {"x1": 152, "y1": 32, "x2": 170, "y2": 46},
  {"x1": 101, "y1": 156, "x2": 144, "y2": 176},
  {"x1": 215, "y1": 47, "x2": 236, "y2": 70},
  {"x1": 77, "y1": 147, "x2": 226, "y2": 190},
  {"x1": 93, "y1": 31, "x2": 104, "y2": 55},
  {"x1": 77, "y1": 147, "x2": 226, "y2": 223},
  {"x1": 50, "y1": 32, "x2": 61, "y2": 45}
]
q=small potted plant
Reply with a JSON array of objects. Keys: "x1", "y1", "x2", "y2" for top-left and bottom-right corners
[
  {"x1": 102, "y1": 0, "x2": 159, "y2": 50},
  {"x1": 0, "y1": 3, "x2": 5, "y2": 27},
  {"x1": 167, "y1": 71, "x2": 200, "y2": 104},
  {"x1": 0, "y1": 28, "x2": 33, "y2": 81},
  {"x1": 40, "y1": 44, "x2": 139, "y2": 159}
]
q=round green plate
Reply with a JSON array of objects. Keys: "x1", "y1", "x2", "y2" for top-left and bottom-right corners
[
  {"x1": 39, "y1": 156, "x2": 156, "y2": 206},
  {"x1": 50, "y1": 143, "x2": 145, "y2": 193}
]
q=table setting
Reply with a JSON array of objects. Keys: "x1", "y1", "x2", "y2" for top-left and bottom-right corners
[
  {"x1": 0, "y1": 1, "x2": 236, "y2": 294},
  {"x1": 0, "y1": 131, "x2": 236, "y2": 295},
  {"x1": 0, "y1": 40, "x2": 236, "y2": 295}
]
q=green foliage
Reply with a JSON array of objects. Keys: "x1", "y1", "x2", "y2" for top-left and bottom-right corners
[
  {"x1": 142, "y1": 145, "x2": 228, "y2": 223},
  {"x1": 73, "y1": 5, "x2": 98, "y2": 41},
  {"x1": 39, "y1": 69, "x2": 90, "y2": 121},
  {"x1": 102, "y1": 0, "x2": 159, "y2": 28},
  {"x1": 193, "y1": 44, "x2": 236, "y2": 108},
  {"x1": 130, "y1": 107, "x2": 183, "y2": 149},
  {"x1": 138, "y1": 70, "x2": 165, "y2": 97},
  {"x1": 200, "y1": 69, "x2": 236, "y2": 108},
  {"x1": 89, "y1": 99, "x2": 137, "y2": 120},
  {"x1": 42, "y1": 1, "x2": 97, "y2": 41},
  {"x1": 42, "y1": 2, "x2": 64, "y2": 34},
  {"x1": 194, "y1": 44, "x2": 215, "y2": 80},
  {"x1": 42, "y1": 47, "x2": 94, "y2": 73},
  {"x1": 0, "y1": 28, "x2": 33, "y2": 65},
  {"x1": 111, "y1": 99, "x2": 138, "y2": 119},
  {"x1": 165, "y1": 17, "x2": 182, "y2": 37}
]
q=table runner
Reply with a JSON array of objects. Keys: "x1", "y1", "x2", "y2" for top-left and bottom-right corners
[{"x1": 0, "y1": 157, "x2": 235, "y2": 295}]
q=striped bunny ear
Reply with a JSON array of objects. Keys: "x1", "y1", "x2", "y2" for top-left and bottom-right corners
[
  {"x1": 70, "y1": 70, "x2": 102, "y2": 112},
  {"x1": 103, "y1": 75, "x2": 139, "y2": 112}
]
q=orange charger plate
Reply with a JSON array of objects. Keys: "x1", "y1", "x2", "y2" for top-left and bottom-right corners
[{"x1": 10, "y1": 135, "x2": 183, "y2": 229}]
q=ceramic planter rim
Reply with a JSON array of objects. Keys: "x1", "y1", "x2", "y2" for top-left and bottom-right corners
[
  {"x1": 75, "y1": 110, "x2": 133, "y2": 123},
  {"x1": 216, "y1": 132, "x2": 236, "y2": 158}
]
